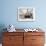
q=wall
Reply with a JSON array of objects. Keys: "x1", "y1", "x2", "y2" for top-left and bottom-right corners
[{"x1": 0, "y1": 0, "x2": 46, "y2": 29}]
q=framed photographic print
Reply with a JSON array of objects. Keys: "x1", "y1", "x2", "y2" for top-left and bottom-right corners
[{"x1": 18, "y1": 7, "x2": 35, "y2": 21}]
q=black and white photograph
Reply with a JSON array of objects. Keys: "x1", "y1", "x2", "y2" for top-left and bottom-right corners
[{"x1": 18, "y1": 7, "x2": 35, "y2": 21}]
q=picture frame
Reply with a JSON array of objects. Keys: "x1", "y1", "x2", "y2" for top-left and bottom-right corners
[{"x1": 18, "y1": 7, "x2": 35, "y2": 21}]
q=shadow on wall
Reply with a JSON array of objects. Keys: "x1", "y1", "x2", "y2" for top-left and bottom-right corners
[{"x1": 0, "y1": 24, "x2": 7, "y2": 43}]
